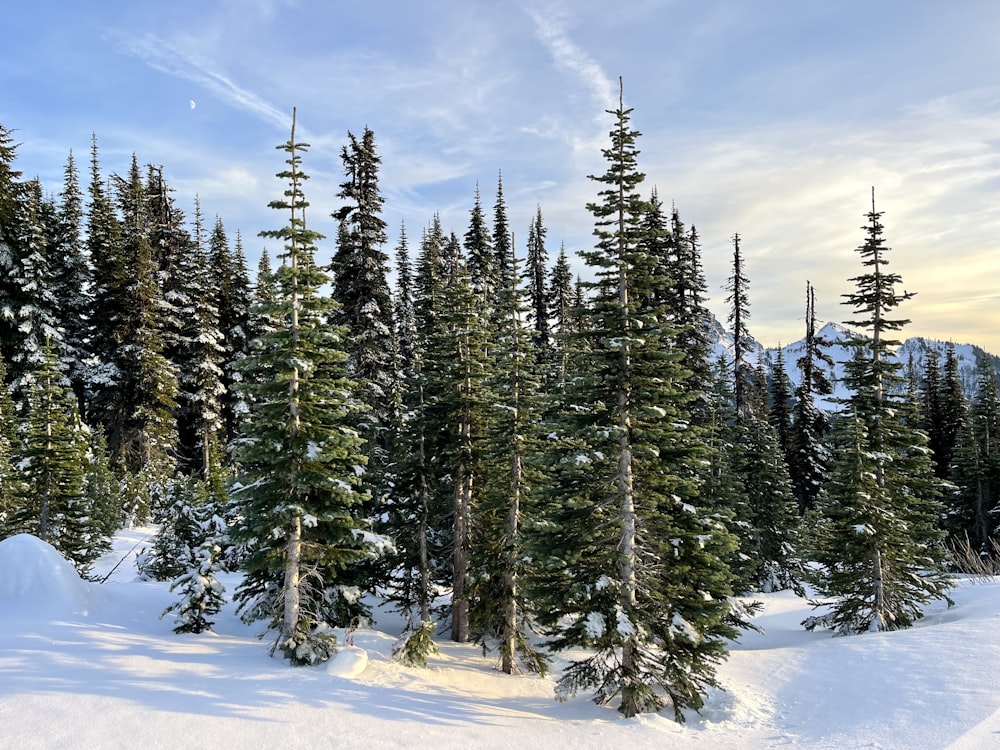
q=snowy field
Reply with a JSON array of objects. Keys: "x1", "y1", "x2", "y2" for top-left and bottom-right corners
[{"x1": 2, "y1": 529, "x2": 1000, "y2": 749}]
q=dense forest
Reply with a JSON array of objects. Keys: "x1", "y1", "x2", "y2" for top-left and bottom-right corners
[{"x1": 1, "y1": 90, "x2": 998, "y2": 722}]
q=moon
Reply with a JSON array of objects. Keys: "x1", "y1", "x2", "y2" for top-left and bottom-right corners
[{"x1": 190, "y1": 100, "x2": 196, "y2": 110}]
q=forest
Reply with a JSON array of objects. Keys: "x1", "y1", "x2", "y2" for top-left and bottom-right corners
[{"x1": 1, "y1": 92, "x2": 997, "y2": 723}]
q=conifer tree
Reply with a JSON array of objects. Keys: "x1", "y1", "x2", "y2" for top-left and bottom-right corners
[
  {"x1": 232, "y1": 109, "x2": 374, "y2": 665},
  {"x1": 947, "y1": 354, "x2": 1000, "y2": 550},
  {"x1": 51, "y1": 150, "x2": 91, "y2": 412},
  {"x1": 83, "y1": 135, "x2": 125, "y2": 432},
  {"x1": 524, "y1": 205, "x2": 550, "y2": 353},
  {"x1": 329, "y1": 126, "x2": 394, "y2": 497},
  {"x1": 768, "y1": 346, "x2": 794, "y2": 461},
  {"x1": 0, "y1": 357, "x2": 16, "y2": 529},
  {"x1": 159, "y1": 476, "x2": 229, "y2": 634},
  {"x1": 6, "y1": 343, "x2": 96, "y2": 571},
  {"x1": 527, "y1": 83, "x2": 737, "y2": 720},
  {"x1": 789, "y1": 281, "x2": 834, "y2": 513},
  {"x1": 724, "y1": 232, "x2": 755, "y2": 424},
  {"x1": 383, "y1": 218, "x2": 454, "y2": 662},
  {"x1": 468, "y1": 246, "x2": 547, "y2": 675},
  {"x1": 807, "y1": 190, "x2": 951, "y2": 634},
  {"x1": 0, "y1": 124, "x2": 27, "y2": 374},
  {"x1": 112, "y1": 157, "x2": 178, "y2": 483}
]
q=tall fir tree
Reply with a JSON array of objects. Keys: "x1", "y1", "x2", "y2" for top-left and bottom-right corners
[
  {"x1": 724, "y1": 232, "x2": 756, "y2": 424},
  {"x1": 524, "y1": 205, "x2": 550, "y2": 353},
  {"x1": 527, "y1": 83, "x2": 737, "y2": 720},
  {"x1": 232, "y1": 109, "x2": 374, "y2": 665},
  {"x1": 0, "y1": 124, "x2": 27, "y2": 375},
  {"x1": 807, "y1": 190, "x2": 951, "y2": 634},
  {"x1": 329, "y1": 126, "x2": 394, "y2": 501},
  {"x1": 789, "y1": 281, "x2": 834, "y2": 513},
  {"x1": 6, "y1": 343, "x2": 97, "y2": 571}
]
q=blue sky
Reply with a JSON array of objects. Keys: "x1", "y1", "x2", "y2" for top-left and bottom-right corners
[{"x1": 4, "y1": 0, "x2": 1000, "y2": 351}]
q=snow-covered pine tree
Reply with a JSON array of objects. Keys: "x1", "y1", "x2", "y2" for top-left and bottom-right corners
[
  {"x1": 0, "y1": 123, "x2": 27, "y2": 378},
  {"x1": 6, "y1": 342, "x2": 97, "y2": 571},
  {"x1": 329, "y1": 126, "x2": 394, "y2": 501},
  {"x1": 111, "y1": 157, "x2": 178, "y2": 492},
  {"x1": 806, "y1": 190, "x2": 951, "y2": 634},
  {"x1": 527, "y1": 82, "x2": 737, "y2": 721},
  {"x1": 51, "y1": 150, "x2": 92, "y2": 414},
  {"x1": 382, "y1": 219, "x2": 450, "y2": 664},
  {"x1": 160, "y1": 476, "x2": 229, "y2": 634},
  {"x1": 231, "y1": 109, "x2": 375, "y2": 665},
  {"x1": 83, "y1": 135, "x2": 125, "y2": 437}
]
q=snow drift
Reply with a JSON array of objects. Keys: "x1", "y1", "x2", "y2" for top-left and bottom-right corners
[{"x1": 0, "y1": 533, "x2": 94, "y2": 616}]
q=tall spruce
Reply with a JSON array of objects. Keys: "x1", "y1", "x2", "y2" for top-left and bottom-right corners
[
  {"x1": 789, "y1": 281, "x2": 834, "y2": 513},
  {"x1": 724, "y1": 232, "x2": 755, "y2": 423},
  {"x1": 329, "y1": 126, "x2": 394, "y2": 499},
  {"x1": 0, "y1": 124, "x2": 26, "y2": 375},
  {"x1": 527, "y1": 82, "x2": 737, "y2": 720},
  {"x1": 232, "y1": 109, "x2": 374, "y2": 665},
  {"x1": 807, "y1": 190, "x2": 951, "y2": 634}
]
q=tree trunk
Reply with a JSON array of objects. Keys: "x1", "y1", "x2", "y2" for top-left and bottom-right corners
[{"x1": 281, "y1": 514, "x2": 303, "y2": 647}]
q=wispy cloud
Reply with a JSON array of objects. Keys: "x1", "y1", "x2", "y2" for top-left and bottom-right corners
[
  {"x1": 520, "y1": 0, "x2": 617, "y2": 112},
  {"x1": 113, "y1": 32, "x2": 292, "y2": 134}
]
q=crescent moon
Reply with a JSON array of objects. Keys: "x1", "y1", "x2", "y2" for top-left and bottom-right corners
[{"x1": 190, "y1": 100, "x2": 197, "y2": 110}]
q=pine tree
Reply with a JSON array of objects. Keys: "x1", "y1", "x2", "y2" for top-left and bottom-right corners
[
  {"x1": 83, "y1": 135, "x2": 125, "y2": 433},
  {"x1": 527, "y1": 82, "x2": 737, "y2": 721},
  {"x1": 0, "y1": 124, "x2": 27, "y2": 375},
  {"x1": 724, "y1": 233, "x2": 755, "y2": 424},
  {"x1": 946, "y1": 354, "x2": 1000, "y2": 551},
  {"x1": 0, "y1": 357, "x2": 15, "y2": 528},
  {"x1": 789, "y1": 281, "x2": 834, "y2": 513},
  {"x1": 468, "y1": 245, "x2": 547, "y2": 675},
  {"x1": 329, "y1": 126, "x2": 394, "y2": 498},
  {"x1": 159, "y1": 476, "x2": 229, "y2": 634},
  {"x1": 806, "y1": 190, "x2": 951, "y2": 634},
  {"x1": 525, "y1": 205, "x2": 550, "y2": 353},
  {"x1": 548, "y1": 242, "x2": 576, "y2": 390},
  {"x1": 934, "y1": 343, "x2": 967, "y2": 480},
  {"x1": 112, "y1": 156, "x2": 178, "y2": 483},
  {"x1": 768, "y1": 346, "x2": 795, "y2": 461},
  {"x1": 232, "y1": 109, "x2": 375, "y2": 665},
  {"x1": 50, "y1": 150, "x2": 91, "y2": 412},
  {"x1": 6, "y1": 343, "x2": 95, "y2": 571}
]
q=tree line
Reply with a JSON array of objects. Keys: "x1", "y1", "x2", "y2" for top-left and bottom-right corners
[{"x1": 1, "y1": 88, "x2": 998, "y2": 721}]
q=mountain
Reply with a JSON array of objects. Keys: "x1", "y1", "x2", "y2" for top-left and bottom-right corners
[{"x1": 710, "y1": 315, "x2": 1000, "y2": 409}]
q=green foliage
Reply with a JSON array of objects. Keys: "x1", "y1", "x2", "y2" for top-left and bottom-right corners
[{"x1": 806, "y1": 194, "x2": 952, "y2": 635}]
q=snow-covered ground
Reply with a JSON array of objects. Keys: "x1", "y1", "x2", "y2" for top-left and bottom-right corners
[{"x1": 2, "y1": 529, "x2": 1000, "y2": 749}]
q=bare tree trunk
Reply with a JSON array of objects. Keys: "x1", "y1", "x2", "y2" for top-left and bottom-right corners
[{"x1": 282, "y1": 514, "x2": 303, "y2": 645}]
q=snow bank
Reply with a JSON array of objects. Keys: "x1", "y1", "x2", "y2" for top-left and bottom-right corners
[
  {"x1": 326, "y1": 645, "x2": 369, "y2": 678},
  {"x1": 0, "y1": 534, "x2": 94, "y2": 617}
]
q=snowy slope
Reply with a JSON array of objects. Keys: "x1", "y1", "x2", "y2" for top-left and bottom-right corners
[{"x1": 3, "y1": 530, "x2": 1000, "y2": 749}]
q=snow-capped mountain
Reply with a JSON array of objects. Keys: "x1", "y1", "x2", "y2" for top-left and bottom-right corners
[{"x1": 710, "y1": 315, "x2": 1000, "y2": 408}]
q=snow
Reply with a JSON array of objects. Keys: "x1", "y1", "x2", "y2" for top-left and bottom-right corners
[{"x1": 3, "y1": 530, "x2": 1000, "y2": 748}]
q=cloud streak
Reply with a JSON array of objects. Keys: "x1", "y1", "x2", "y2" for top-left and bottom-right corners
[{"x1": 114, "y1": 32, "x2": 292, "y2": 134}]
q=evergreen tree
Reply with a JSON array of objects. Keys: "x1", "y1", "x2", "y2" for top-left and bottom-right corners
[
  {"x1": 83, "y1": 135, "x2": 125, "y2": 432},
  {"x1": 112, "y1": 156, "x2": 178, "y2": 483},
  {"x1": 548, "y1": 242, "x2": 576, "y2": 390},
  {"x1": 525, "y1": 205, "x2": 550, "y2": 353},
  {"x1": 329, "y1": 126, "x2": 394, "y2": 498},
  {"x1": 527, "y1": 83, "x2": 737, "y2": 720},
  {"x1": 807, "y1": 190, "x2": 951, "y2": 634},
  {"x1": 51, "y1": 150, "x2": 91, "y2": 412},
  {"x1": 6, "y1": 343, "x2": 95, "y2": 571},
  {"x1": 232, "y1": 109, "x2": 374, "y2": 665},
  {"x1": 0, "y1": 357, "x2": 15, "y2": 528},
  {"x1": 946, "y1": 354, "x2": 1000, "y2": 551},
  {"x1": 724, "y1": 233, "x2": 755, "y2": 423},
  {"x1": 159, "y1": 476, "x2": 229, "y2": 634},
  {"x1": 789, "y1": 281, "x2": 834, "y2": 513},
  {"x1": 933, "y1": 343, "x2": 967, "y2": 480},
  {"x1": 768, "y1": 346, "x2": 794, "y2": 461},
  {"x1": 468, "y1": 246, "x2": 547, "y2": 675},
  {"x1": 0, "y1": 124, "x2": 27, "y2": 374},
  {"x1": 464, "y1": 185, "x2": 497, "y2": 319}
]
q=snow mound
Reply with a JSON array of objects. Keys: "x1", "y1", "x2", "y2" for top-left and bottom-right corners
[
  {"x1": 0, "y1": 534, "x2": 93, "y2": 617},
  {"x1": 326, "y1": 645, "x2": 368, "y2": 678}
]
